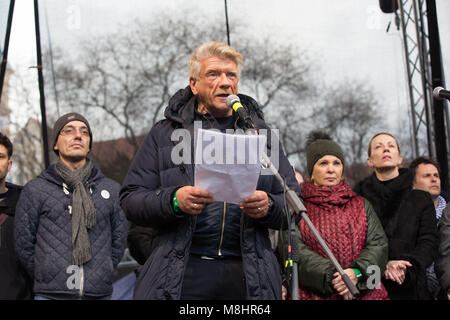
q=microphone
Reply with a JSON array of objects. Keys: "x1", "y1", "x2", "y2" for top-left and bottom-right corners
[
  {"x1": 433, "y1": 87, "x2": 450, "y2": 101},
  {"x1": 226, "y1": 94, "x2": 255, "y2": 130}
]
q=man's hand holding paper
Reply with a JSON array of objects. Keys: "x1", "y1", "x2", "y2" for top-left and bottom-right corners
[{"x1": 193, "y1": 128, "x2": 268, "y2": 218}]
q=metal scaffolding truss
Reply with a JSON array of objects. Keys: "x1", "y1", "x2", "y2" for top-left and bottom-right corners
[{"x1": 398, "y1": 0, "x2": 436, "y2": 158}]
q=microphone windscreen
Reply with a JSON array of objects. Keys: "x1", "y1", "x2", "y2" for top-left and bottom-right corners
[
  {"x1": 226, "y1": 94, "x2": 240, "y2": 109},
  {"x1": 433, "y1": 86, "x2": 444, "y2": 99}
]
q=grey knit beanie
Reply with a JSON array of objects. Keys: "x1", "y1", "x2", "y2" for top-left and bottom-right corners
[{"x1": 52, "y1": 112, "x2": 92, "y2": 155}]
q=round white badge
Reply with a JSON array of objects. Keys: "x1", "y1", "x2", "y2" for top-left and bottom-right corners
[{"x1": 101, "y1": 190, "x2": 110, "y2": 199}]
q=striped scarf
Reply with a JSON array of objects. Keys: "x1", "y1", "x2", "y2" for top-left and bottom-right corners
[{"x1": 298, "y1": 181, "x2": 388, "y2": 300}]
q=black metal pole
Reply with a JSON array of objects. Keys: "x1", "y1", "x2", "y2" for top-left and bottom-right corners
[
  {"x1": 426, "y1": 0, "x2": 449, "y2": 192},
  {"x1": 224, "y1": 0, "x2": 231, "y2": 45},
  {"x1": 0, "y1": 0, "x2": 15, "y2": 102},
  {"x1": 288, "y1": 213, "x2": 300, "y2": 300},
  {"x1": 34, "y1": 0, "x2": 50, "y2": 168},
  {"x1": 44, "y1": 0, "x2": 60, "y2": 117}
]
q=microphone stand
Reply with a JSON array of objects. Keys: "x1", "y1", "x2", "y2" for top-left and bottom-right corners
[
  {"x1": 241, "y1": 121, "x2": 360, "y2": 299},
  {"x1": 283, "y1": 187, "x2": 300, "y2": 300}
]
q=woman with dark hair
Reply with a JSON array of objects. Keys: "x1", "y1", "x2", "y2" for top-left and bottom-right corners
[
  {"x1": 286, "y1": 130, "x2": 389, "y2": 300},
  {"x1": 355, "y1": 132, "x2": 438, "y2": 299}
]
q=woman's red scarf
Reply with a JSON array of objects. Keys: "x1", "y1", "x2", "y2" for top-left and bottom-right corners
[{"x1": 298, "y1": 181, "x2": 388, "y2": 300}]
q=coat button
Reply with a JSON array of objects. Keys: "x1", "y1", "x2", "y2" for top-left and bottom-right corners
[
  {"x1": 179, "y1": 165, "x2": 186, "y2": 173},
  {"x1": 176, "y1": 250, "x2": 184, "y2": 259},
  {"x1": 164, "y1": 291, "x2": 172, "y2": 300}
]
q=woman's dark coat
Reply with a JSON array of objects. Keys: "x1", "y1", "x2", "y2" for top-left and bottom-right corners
[{"x1": 355, "y1": 169, "x2": 438, "y2": 299}]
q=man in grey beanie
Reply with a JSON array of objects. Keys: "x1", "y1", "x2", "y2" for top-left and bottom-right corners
[{"x1": 15, "y1": 112, "x2": 128, "y2": 300}]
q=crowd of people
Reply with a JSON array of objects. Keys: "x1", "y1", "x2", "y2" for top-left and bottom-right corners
[{"x1": 0, "y1": 41, "x2": 449, "y2": 300}]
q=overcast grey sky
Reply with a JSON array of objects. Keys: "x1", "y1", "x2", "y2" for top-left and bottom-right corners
[{"x1": 5, "y1": 0, "x2": 450, "y2": 138}]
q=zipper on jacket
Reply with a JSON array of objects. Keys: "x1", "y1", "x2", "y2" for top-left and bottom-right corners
[
  {"x1": 218, "y1": 202, "x2": 227, "y2": 256},
  {"x1": 79, "y1": 265, "x2": 84, "y2": 299}
]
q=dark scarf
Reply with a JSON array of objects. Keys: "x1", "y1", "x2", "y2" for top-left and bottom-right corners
[
  {"x1": 355, "y1": 168, "x2": 412, "y2": 235},
  {"x1": 55, "y1": 159, "x2": 96, "y2": 265},
  {"x1": 299, "y1": 182, "x2": 388, "y2": 300}
]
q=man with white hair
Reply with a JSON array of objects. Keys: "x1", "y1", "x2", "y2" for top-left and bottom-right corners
[{"x1": 120, "y1": 41, "x2": 300, "y2": 300}]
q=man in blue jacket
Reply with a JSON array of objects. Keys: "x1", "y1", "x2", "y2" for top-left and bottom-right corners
[
  {"x1": 120, "y1": 41, "x2": 300, "y2": 300},
  {"x1": 15, "y1": 113, "x2": 128, "y2": 300}
]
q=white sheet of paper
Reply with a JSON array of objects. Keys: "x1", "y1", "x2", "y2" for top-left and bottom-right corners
[{"x1": 194, "y1": 129, "x2": 266, "y2": 204}]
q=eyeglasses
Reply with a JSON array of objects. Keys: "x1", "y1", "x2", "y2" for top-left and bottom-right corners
[{"x1": 59, "y1": 126, "x2": 90, "y2": 137}]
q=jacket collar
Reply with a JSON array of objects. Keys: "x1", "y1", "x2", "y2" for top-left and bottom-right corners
[
  {"x1": 0, "y1": 183, "x2": 22, "y2": 216},
  {"x1": 163, "y1": 86, "x2": 272, "y2": 148},
  {"x1": 164, "y1": 86, "x2": 265, "y2": 125},
  {"x1": 369, "y1": 167, "x2": 412, "y2": 193}
]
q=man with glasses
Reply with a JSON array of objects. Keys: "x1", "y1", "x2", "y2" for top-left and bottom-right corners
[{"x1": 15, "y1": 112, "x2": 127, "y2": 300}]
